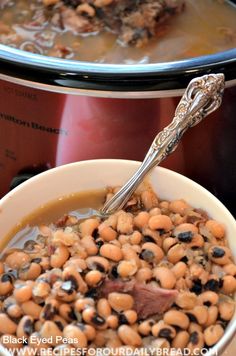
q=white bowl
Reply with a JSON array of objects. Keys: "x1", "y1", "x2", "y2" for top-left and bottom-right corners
[{"x1": 0, "y1": 159, "x2": 235, "y2": 355}]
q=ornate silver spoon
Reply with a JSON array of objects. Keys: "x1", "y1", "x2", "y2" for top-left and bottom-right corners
[{"x1": 100, "y1": 73, "x2": 225, "y2": 215}]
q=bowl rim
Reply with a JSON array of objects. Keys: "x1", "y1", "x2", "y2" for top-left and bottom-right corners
[{"x1": 0, "y1": 159, "x2": 236, "y2": 356}]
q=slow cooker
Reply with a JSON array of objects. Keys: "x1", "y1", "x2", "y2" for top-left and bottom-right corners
[{"x1": 1, "y1": 43, "x2": 236, "y2": 213}]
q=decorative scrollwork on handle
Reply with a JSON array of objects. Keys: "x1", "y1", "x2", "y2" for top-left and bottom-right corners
[{"x1": 149, "y1": 73, "x2": 225, "y2": 160}]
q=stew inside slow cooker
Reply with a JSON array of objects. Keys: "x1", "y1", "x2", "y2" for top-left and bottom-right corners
[{"x1": 0, "y1": 0, "x2": 236, "y2": 63}]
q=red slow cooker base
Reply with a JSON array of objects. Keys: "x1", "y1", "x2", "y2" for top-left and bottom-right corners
[{"x1": 1, "y1": 79, "x2": 236, "y2": 215}]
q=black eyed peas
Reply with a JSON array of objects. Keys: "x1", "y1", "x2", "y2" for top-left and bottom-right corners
[
  {"x1": 151, "y1": 320, "x2": 176, "y2": 339},
  {"x1": 106, "y1": 337, "x2": 123, "y2": 348},
  {"x1": 208, "y1": 245, "x2": 232, "y2": 265},
  {"x1": 86, "y1": 256, "x2": 110, "y2": 272},
  {"x1": 172, "y1": 330, "x2": 190, "y2": 348},
  {"x1": 205, "y1": 220, "x2": 225, "y2": 239},
  {"x1": 62, "y1": 265, "x2": 88, "y2": 294},
  {"x1": 148, "y1": 337, "x2": 170, "y2": 349},
  {"x1": 175, "y1": 291, "x2": 198, "y2": 310},
  {"x1": 118, "y1": 325, "x2": 142, "y2": 346},
  {"x1": 97, "y1": 298, "x2": 111, "y2": 318},
  {"x1": 0, "y1": 313, "x2": 17, "y2": 334},
  {"x1": 141, "y1": 190, "x2": 159, "y2": 210},
  {"x1": 85, "y1": 270, "x2": 103, "y2": 286},
  {"x1": 188, "y1": 322, "x2": 203, "y2": 334},
  {"x1": 41, "y1": 300, "x2": 59, "y2": 321},
  {"x1": 81, "y1": 236, "x2": 99, "y2": 256},
  {"x1": 63, "y1": 324, "x2": 88, "y2": 347},
  {"x1": 153, "y1": 267, "x2": 176, "y2": 289},
  {"x1": 21, "y1": 300, "x2": 42, "y2": 319},
  {"x1": 223, "y1": 263, "x2": 236, "y2": 276},
  {"x1": 136, "y1": 267, "x2": 152, "y2": 283},
  {"x1": 74, "y1": 298, "x2": 95, "y2": 312},
  {"x1": 162, "y1": 237, "x2": 178, "y2": 253},
  {"x1": 100, "y1": 244, "x2": 123, "y2": 262},
  {"x1": 174, "y1": 223, "x2": 198, "y2": 237},
  {"x1": 169, "y1": 199, "x2": 190, "y2": 215},
  {"x1": 50, "y1": 245, "x2": 70, "y2": 268},
  {"x1": 133, "y1": 211, "x2": 150, "y2": 229},
  {"x1": 141, "y1": 242, "x2": 164, "y2": 263},
  {"x1": 40, "y1": 320, "x2": 63, "y2": 346},
  {"x1": 148, "y1": 214, "x2": 172, "y2": 232},
  {"x1": 33, "y1": 279, "x2": 51, "y2": 299},
  {"x1": 5, "y1": 251, "x2": 31, "y2": 270},
  {"x1": 188, "y1": 234, "x2": 205, "y2": 248},
  {"x1": 187, "y1": 330, "x2": 204, "y2": 353},
  {"x1": 99, "y1": 225, "x2": 118, "y2": 242},
  {"x1": 121, "y1": 245, "x2": 141, "y2": 267},
  {"x1": 117, "y1": 211, "x2": 134, "y2": 234},
  {"x1": 171, "y1": 261, "x2": 187, "y2": 279},
  {"x1": 121, "y1": 310, "x2": 138, "y2": 325},
  {"x1": 0, "y1": 186, "x2": 235, "y2": 354},
  {"x1": 204, "y1": 306, "x2": 218, "y2": 327},
  {"x1": 93, "y1": 331, "x2": 106, "y2": 347},
  {"x1": 84, "y1": 324, "x2": 96, "y2": 341},
  {"x1": 17, "y1": 315, "x2": 34, "y2": 338},
  {"x1": 108, "y1": 293, "x2": 134, "y2": 312},
  {"x1": 0, "y1": 273, "x2": 14, "y2": 295},
  {"x1": 19, "y1": 262, "x2": 42, "y2": 280},
  {"x1": 13, "y1": 283, "x2": 32, "y2": 303},
  {"x1": 167, "y1": 243, "x2": 186, "y2": 264},
  {"x1": 34, "y1": 320, "x2": 43, "y2": 332},
  {"x1": 149, "y1": 207, "x2": 162, "y2": 216},
  {"x1": 218, "y1": 301, "x2": 235, "y2": 321},
  {"x1": 204, "y1": 324, "x2": 224, "y2": 346},
  {"x1": 79, "y1": 218, "x2": 100, "y2": 238},
  {"x1": 187, "y1": 306, "x2": 208, "y2": 325},
  {"x1": 58, "y1": 303, "x2": 74, "y2": 322},
  {"x1": 117, "y1": 260, "x2": 138, "y2": 278},
  {"x1": 130, "y1": 231, "x2": 142, "y2": 245},
  {"x1": 53, "y1": 315, "x2": 67, "y2": 331},
  {"x1": 106, "y1": 315, "x2": 119, "y2": 329},
  {"x1": 198, "y1": 291, "x2": 219, "y2": 306},
  {"x1": 138, "y1": 320, "x2": 155, "y2": 336},
  {"x1": 6, "y1": 302, "x2": 23, "y2": 319},
  {"x1": 0, "y1": 262, "x2": 4, "y2": 275},
  {"x1": 164, "y1": 310, "x2": 190, "y2": 329},
  {"x1": 221, "y1": 275, "x2": 236, "y2": 294},
  {"x1": 53, "y1": 229, "x2": 79, "y2": 247}
]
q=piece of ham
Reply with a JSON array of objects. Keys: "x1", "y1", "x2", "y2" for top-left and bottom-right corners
[{"x1": 101, "y1": 279, "x2": 178, "y2": 319}]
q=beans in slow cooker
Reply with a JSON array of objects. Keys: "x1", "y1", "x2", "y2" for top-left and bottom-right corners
[
  {"x1": 0, "y1": 186, "x2": 235, "y2": 355},
  {"x1": 1, "y1": 1, "x2": 236, "y2": 63}
]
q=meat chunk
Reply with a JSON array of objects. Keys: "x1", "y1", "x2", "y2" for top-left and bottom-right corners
[
  {"x1": 60, "y1": 7, "x2": 96, "y2": 33},
  {"x1": 45, "y1": 0, "x2": 185, "y2": 46},
  {"x1": 96, "y1": 0, "x2": 185, "y2": 46},
  {"x1": 101, "y1": 279, "x2": 178, "y2": 319}
]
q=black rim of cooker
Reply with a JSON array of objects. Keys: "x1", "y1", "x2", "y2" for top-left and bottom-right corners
[{"x1": 0, "y1": 44, "x2": 236, "y2": 92}]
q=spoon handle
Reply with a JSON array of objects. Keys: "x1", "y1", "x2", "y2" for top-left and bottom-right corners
[{"x1": 101, "y1": 73, "x2": 225, "y2": 215}]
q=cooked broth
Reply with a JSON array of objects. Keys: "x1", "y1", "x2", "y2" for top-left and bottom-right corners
[
  {"x1": 0, "y1": 189, "x2": 105, "y2": 252},
  {"x1": 0, "y1": 0, "x2": 236, "y2": 63}
]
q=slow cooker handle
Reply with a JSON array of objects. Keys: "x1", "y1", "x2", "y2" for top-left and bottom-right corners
[{"x1": 9, "y1": 164, "x2": 50, "y2": 191}]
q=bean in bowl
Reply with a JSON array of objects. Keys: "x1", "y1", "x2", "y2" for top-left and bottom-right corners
[{"x1": 0, "y1": 186, "x2": 235, "y2": 354}]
